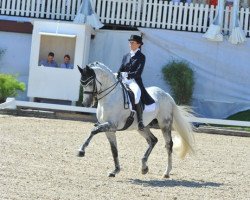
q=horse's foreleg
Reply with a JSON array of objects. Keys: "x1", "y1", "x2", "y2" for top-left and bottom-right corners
[
  {"x1": 105, "y1": 132, "x2": 120, "y2": 177},
  {"x1": 160, "y1": 119, "x2": 173, "y2": 178},
  {"x1": 139, "y1": 127, "x2": 158, "y2": 175},
  {"x1": 78, "y1": 122, "x2": 116, "y2": 157},
  {"x1": 78, "y1": 131, "x2": 95, "y2": 157}
]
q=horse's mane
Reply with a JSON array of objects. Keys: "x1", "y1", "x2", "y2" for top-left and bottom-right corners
[{"x1": 89, "y1": 61, "x2": 116, "y2": 82}]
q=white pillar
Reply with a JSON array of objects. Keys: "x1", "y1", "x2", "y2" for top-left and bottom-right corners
[
  {"x1": 203, "y1": 0, "x2": 225, "y2": 41},
  {"x1": 228, "y1": 0, "x2": 246, "y2": 44}
]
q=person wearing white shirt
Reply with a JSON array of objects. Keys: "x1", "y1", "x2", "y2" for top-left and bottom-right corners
[
  {"x1": 117, "y1": 35, "x2": 155, "y2": 131},
  {"x1": 60, "y1": 54, "x2": 74, "y2": 69}
]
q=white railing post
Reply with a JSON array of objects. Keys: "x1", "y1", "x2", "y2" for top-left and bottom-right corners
[
  {"x1": 126, "y1": 0, "x2": 132, "y2": 25},
  {"x1": 136, "y1": 0, "x2": 142, "y2": 26},
  {"x1": 106, "y1": 0, "x2": 112, "y2": 24},
  {"x1": 35, "y1": 0, "x2": 41, "y2": 18},
  {"x1": 141, "y1": 0, "x2": 147, "y2": 27},
  {"x1": 239, "y1": 7, "x2": 245, "y2": 29},
  {"x1": 16, "y1": 0, "x2": 21, "y2": 16},
  {"x1": 110, "y1": 0, "x2": 116, "y2": 24},
  {"x1": 188, "y1": 3, "x2": 194, "y2": 31},
  {"x1": 182, "y1": 3, "x2": 189, "y2": 31},
  {"x1": 167, "y1": 1, "x2": 173, "y2": 29},
  {"x1": 40, "y1": 0, "x2": 46, "y2": 18},
  {"x1": 197, "y1": 3, "x2": 204, "y2": 32},
  {"x1": 10, "y1": 0, "x2": 17, "y2": 15},
  {"x1": 0, "y1": 0, "x2": 5, "y2": 15},
  {"x1": 61, "y1": 0, "x2": 66, "y2": 20},
  {"x1": 172, "y1": 2, "x2": 179, "y2": 30},
  {"x1": 96, "y1": 0, "x2": 102, "y2": 21},
  {"x1": 46, "y1": 0, "x2": 52, "y2": 18},
  {"x1": 202, "y1": 4, "x2": 209, "y2": 32},
  {"x1": 151, "y1": 0, "x2": 158, "y2": 28},
  {"x1": 177, "y1": 2, "x2": 184, "y2": 30},
  {"x1": 131, "y1": 0, "x2": 137, "y2": 26},
  {"x1": 100, "y1": 0, "x2": 107, "y2": 23},
  {"x1": 243, "y1": 8, "x2": 249, "y2": 36},
  {"x1": 120, "y1": 0, "x2": 126, "y2": 25},
  {"x1": 30, "y1": 0, "x2": 36, "y2": 17},
  {"x1": 20, "y1": 0, "x2": 26, "y2": 16},
  {"x1": 25, "y1": 0, "x2": 31, "y2": 17},
  {"x1": 55, "y1": 0, "x2": 61, "y2": 19},
  {"x1": 65, "y1": 0, "x2": 71, "y2": 20},
  {"x1": 156, "y1": 0, "x2": 163, "y2": 28},
  {"x1": 146, "y1": 0, "x2": 153, "y2": 27},
  {"x1": 224, "y1": 6, "x2": 230, "y2": 34},
  {"x1": 115, "y1": 0, "x2": 122, "y2": 24},
  {"x1": 5, "y1": 0, "x2": 11, "y2": 15},
  {"x1": 50, "y1": 0, "x2": 56, "y2": 19},
  {"x1": 193, "y1": 3, "x2": 199, "y2": 32},
  {"x1": 70, "y1": 0, "x2": 77, "y2": 20}
]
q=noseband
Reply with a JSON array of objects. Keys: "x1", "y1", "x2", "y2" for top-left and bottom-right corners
[
  {"x1": 81, "y1": 75, "x2": 98, "y2": 96},
  {"x1": 80, "y1": 71, "x2": 120, "y2": 101}
]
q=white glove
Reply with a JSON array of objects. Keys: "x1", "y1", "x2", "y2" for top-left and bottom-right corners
[{"x1": 121, "y1": 72, "x2": 128, "y2": 79}]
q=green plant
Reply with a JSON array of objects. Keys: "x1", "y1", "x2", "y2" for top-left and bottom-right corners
[
  {"x1": 0, "y1": 74, "x2": 26, "y2": 103},
  {"x1": 227, "y1": 110, "x2": 250, "y2": 121},
  {"x1": 162, "y1": 60, "x2": 194, "y2": 105}
]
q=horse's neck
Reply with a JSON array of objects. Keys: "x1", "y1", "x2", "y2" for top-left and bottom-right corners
[
  {"x1": 95, "y1": 68, "x2": 115, "y2": 87},
  {"x1": 95, "y1": 68, "x2": 123, "y2": 102}
]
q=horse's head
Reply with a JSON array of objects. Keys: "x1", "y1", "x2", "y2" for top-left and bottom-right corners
[
  {"x1": 78, "y1": 65, "x2": 97, "y2": 107},
  {"x1": 78, "y1": 62, "x2": 118, "y2": 107}
]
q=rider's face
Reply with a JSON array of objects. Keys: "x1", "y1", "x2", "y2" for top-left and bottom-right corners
[{"x1": 129, "y1": 41, "x2": 141, "y2": 51}]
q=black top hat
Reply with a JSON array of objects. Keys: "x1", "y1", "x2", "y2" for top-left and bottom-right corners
[{"x1": 128, "y1": 35, "x2": 143, "y2": 45}]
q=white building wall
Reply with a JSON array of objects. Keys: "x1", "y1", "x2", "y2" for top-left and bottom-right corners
[
  {"x1": 1, "y1": 28, "x2": 249, "y2": 118},
  {"x1": 0, "y1": 31, "x2": 32, "y2": 100}
]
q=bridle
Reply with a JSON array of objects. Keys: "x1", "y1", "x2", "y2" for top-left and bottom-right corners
[{"x1": 80, "y1": 72, "x2": 120, "y2": 101}]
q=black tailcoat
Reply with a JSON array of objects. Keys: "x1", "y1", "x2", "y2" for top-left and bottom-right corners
[{"x1": 118, "y1": 50, "x2": 155, "y2": 105}]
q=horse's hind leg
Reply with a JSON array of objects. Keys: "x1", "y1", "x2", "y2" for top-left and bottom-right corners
[
  {"x1": 138, "y1": 127, "x2": 158, "y2": 175},
  {"x1": 105, "y1": 132, "x2": 120, "y2": 177},
  {"x1": 159, "y1": 118, "x2": 173, "y2": 178}
]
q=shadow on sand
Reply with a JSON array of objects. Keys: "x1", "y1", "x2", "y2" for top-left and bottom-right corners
[{"x1": 128, "y1": 179, "x2": 223, "y2": 188}]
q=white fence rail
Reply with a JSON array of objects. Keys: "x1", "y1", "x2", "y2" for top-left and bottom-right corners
[{"x1": 0, "y1": 0, "x2": 249, "y2": 36}]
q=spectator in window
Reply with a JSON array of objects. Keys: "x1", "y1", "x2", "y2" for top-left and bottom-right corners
[
  {"x1": 39, "y1": 52, "x2": 58, "y2": 67},
  {"x1": 60, "y1": 54, "x2": 74, "y2": 69}
]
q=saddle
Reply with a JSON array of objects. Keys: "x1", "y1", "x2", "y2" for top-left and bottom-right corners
[{"x1": 120, "y1": 81, "x2": 144, "y2": 111}]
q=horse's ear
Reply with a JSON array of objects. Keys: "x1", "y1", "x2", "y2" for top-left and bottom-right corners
[
  {"x1": 86, "y1": 65, "x2": 91, "y2": 71},
  {"x1": 77, "y1": 65, "x2": 83, "y2": 73}
]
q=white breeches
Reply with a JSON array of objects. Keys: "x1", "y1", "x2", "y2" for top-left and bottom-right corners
[
  {"x1": 126, "y1": 80, "x2": 141, "y2": 104},
  {"x1": 121, "y1": 72, "x2": 141, "y2": 104}
]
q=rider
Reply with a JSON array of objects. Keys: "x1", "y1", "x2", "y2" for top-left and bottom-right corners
[{"x1": 117, "y1": 34, "x2": 155, "y2": 131}]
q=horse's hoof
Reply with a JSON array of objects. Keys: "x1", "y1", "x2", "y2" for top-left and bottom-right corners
[
  {"x1": 163, "y1": 174, "x2": 170, "y2": 178},
  {"x1": 78, "y1": 151, "x2": 85, "y2": 157},
  {"x1": 108, "y1": 173, "x2": 116, "y2": 177},
  {"x1": 141, "y1": 166, "x2": 149, "y2": 175}
]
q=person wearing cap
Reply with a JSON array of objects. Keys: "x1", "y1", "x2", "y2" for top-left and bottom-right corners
[{"x1": 117, "y1": 34, "x2": 155, "y2": 131}]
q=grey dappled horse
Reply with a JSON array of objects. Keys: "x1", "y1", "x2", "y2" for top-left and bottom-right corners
[{"x1": 77, "y1": 62, "x2": 195, "y2": 178}]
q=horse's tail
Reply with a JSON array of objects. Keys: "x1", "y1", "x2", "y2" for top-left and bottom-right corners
[{"x1": 172, "y1": 104, "x2": 195, "y2": 159}]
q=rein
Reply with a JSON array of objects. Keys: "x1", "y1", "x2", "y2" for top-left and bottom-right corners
[{"x1": 81, "y1": 75, "x2": 120, "y2": 101}]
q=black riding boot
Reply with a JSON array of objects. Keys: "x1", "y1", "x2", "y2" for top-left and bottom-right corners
[{"x1": 135, "y1": 102, "x2": 145, "y2": 131}]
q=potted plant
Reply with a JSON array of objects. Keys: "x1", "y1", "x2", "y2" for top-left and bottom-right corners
[
  {"x1": 0, "y1": 74, "x2": 26, "y2": 103},
  {"x1": 162, "y1": 60, "x2": 194, "y2": 105}
]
